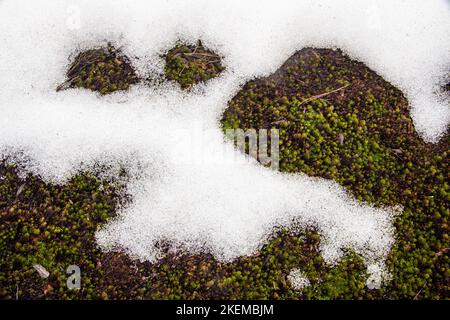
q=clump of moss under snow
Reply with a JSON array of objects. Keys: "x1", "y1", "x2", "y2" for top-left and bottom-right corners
[
  {"x1": 57, "y1": 45, "x2": 138, "y2": 95},
  {"x1": 164, "y1": 40, "x2": 224, "y2": 90},
  {"x1": 222, "y1": 47, "x2": 449, "y2": 299}
]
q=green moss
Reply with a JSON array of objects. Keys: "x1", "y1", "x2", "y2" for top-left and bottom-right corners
[
  {"x1": 0, "y1": 163, "x2": 149, "y2": 299},
  {"x1": 164, "y1": 40, "x2": 224, "y2": 90},
  {"x1": 57, "y1": 41, "x2": 225, "y2": 95},
  {"x1": 221, "y1": 48, "x2": 449, "y2": 299},
  {"x1": 57, "y1": 45, "x2": 138, "y2": 95}
]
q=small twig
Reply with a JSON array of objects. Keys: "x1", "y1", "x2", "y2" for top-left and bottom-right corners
[
  {"x1": 205, "y1": 59, "x2": 222, "y2": 65},
  {"x1": 311, "y1": 49, "x2": 321, "y2": 61},
  {"x1": 271, "y1": 118, "x2": 287, "y2": 125},
  {"x1": 185, "y1": 52, "x2": 220, "y2": 59},
  {"x1": 413, "y1": 287, "x2": 423, "y2": 300},
  {"x1": 299, "y1": 84, "x2": 351, "y2": 106},
  {"x1": 178, "y1": 65, "x2": 186, "y2": 77},
  {"x1": 435, "y1": 247, "x2": 450, "y2": 256},
  {"x1": 389, "y1": 148, "x2": 404, "y2": 161},
  {"x1": 192, "y1": 44, "x2": 199, "y2": 55},
  {"x1": 56, "y1": 75, "x2": 81, "y2": 92}
]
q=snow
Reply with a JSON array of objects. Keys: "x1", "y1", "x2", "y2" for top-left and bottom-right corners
[
  {"x1": 1, "y1": 0, "x2": 449, "y2": 289},
  {"x1": 288, "y1": 269, "x2": 310, "y2": 291}
]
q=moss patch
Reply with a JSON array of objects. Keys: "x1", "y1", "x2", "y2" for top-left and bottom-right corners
[
  {"x1": 0, "y1": 162, "x2": 150, "y2": 299},
  {"x1": 164, "y1": 40, "x2": 224, "y2": 90},
  {"x1": 222, "y1": 47, "x2": 449, "y2": 299},
  {"x1": 57, "y1": 45, "x2": 138, "y2": 95}
]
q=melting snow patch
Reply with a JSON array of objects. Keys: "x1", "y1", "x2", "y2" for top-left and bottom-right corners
[
  {"x1": 0, "y1": 0, "x2": 449, "y2": 289},
  {"x1": 288, "y1": 269, "x2": 310, "y2": 291}
]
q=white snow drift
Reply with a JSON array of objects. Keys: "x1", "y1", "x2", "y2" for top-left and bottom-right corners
[{"x1": 0, "y1": 0, "x2": 449, "y2": 289}]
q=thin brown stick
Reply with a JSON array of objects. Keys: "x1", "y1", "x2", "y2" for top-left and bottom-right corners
[
  {"x1": 413, "y1": 287, "x2": 423, "y2": 300},
  {"x1": 184, "y1": 52, "x2": 220, "y2": 58},
  {"x1": 178, "y1": 65, "x2": 186, "y2": 77},
  {"x1": 206, "y1": 59, "x2": 222, "y2": 65},
  {"x1": 299, "y1": 84, "x2": 351, "y2": 106},
  {"x1": 56, "y1": 75, "x2": 80, "y2": 92}
]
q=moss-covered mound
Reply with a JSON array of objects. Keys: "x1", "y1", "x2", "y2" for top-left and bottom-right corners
[
  {"x1": 222, "y1": 48, "x2": 449, "y2": 298},
  {"x1": 164, "y1": 40, "x2": 224, "y2": 90},
  {"x1": 57, "y1": 45, "x2": 138, "y2": 95}
]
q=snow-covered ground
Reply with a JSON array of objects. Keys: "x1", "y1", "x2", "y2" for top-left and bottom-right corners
[{"x1": 0, "y1": 0, "x2": 448, "y2": 289}]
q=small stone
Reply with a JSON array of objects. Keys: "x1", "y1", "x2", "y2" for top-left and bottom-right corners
[
  {"x1": 43, "y1": 284, "x2": 54, "y2": 295},
  {"x1": 33, "y1": 264, "x2": 50, "y2": 279}
]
